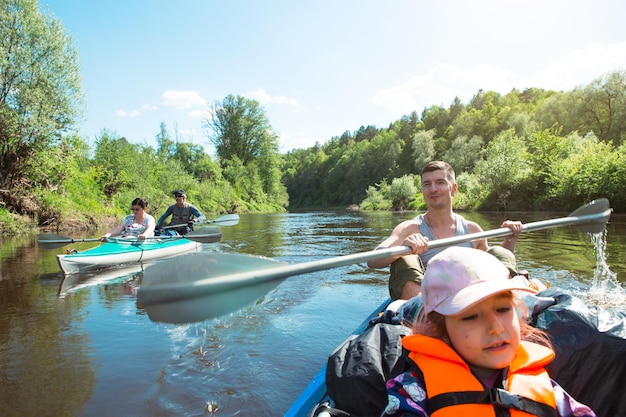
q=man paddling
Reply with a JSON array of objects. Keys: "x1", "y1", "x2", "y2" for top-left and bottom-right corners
[
  {"x1": 156, "y1": 190, "x2": 205, "y2": 236},
  {"x1": 367, "y1": 160, "x2": 523, "y2": 300}
]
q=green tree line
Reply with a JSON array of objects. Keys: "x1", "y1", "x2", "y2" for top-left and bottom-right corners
[
  {"x1": 283, "y1": 72, "x2": 626, "y2": 212},
  {"x1": 1, "y1": 0, "x2": 625, "y2": 237}
]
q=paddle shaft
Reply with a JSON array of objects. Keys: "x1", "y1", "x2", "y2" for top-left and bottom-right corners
[
  {"x1": 162, "y1": 214, "x2": 239, "y2": 229},
  {"x1": 37, "y1": 237, "x2": 101, "y2": 244},
  {"x1": 138, "y1": 206, "x2": 612, "y2": 305},
  {"x1": 38, "y1": 231, "x2": 222, "y2": 247}
]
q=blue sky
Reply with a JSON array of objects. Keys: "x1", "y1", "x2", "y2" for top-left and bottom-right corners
[{"x1": 41, "y1": 0, "x2": 626, "y2": 154}]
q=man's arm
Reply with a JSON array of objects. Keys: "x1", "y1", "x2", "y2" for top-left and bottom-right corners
[
  {"x1": 467, "y1": 220, "x2": 522, "y2": 252},
  {"x1": 156, "y1": 205, "x2": 173, "y2": 228},
  {"x1": 367, "y1": 219, "x2": 425, "y2": 269},
  {"x1": 189, "y1": 204, "x2": 204, "y2": 221},
  {"x1": 466, "y1": 221, "x2": 489, "y2": 251}
]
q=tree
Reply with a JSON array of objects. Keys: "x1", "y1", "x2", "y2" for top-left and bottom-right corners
[
  {"x1": 255, "y1": 131, "x2": 287, "y2": 205},
  {"x1": 389, "y1": 175, "x2": 417, "y2": 211},
  {"x1": 202, "y1": 94, "x2": 287, "y2": 209},
  {"x1": 155, "y1": 121, "x2": 176, "y2": 161},
  {"x1": 203, "y1": 95, "x2": 273, "y2": 166},
  {"x1": 574, "y1": 70, "x2": 626, "y2": 146},
  {"x1": 92, "y1": 130, "x2": 139, "y2": 197},
  {"x1": 442, "y1": 135, "x2": 483, "y2": 174},
  {"x1": 526, "y1": 128, "x2": 574, "y2": 203},
  {"x1": 0, "y1": 0, "x2": 83, "y2": 192},
  {"x1": 549, "y1": 133, "x2": 626, "y2": 209},
  {"x1": 421, "y1": 105, "x2": 450, "y2": 139},
  {"x1": 474, "y1": 129, "x2": 530, "y2": 210},
  {"x1": 411, "y1": 129, "x2": 436, "y2": 172}
]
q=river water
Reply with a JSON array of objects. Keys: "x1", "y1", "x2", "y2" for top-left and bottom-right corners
[{"x1": 1, "y1": 209, "x2": 625, "y2": 417}]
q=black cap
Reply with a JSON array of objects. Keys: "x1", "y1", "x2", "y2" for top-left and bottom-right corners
[{"x1": 173, "y1": 189, "x2": 187, "y2": 197}]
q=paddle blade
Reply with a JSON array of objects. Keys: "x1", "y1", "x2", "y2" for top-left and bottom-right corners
[
  {"x1": 38, "y1": 234, "x2": 72, "y2": 249},
  {"x1": 185, "y1": 226, "x2": 222, "y2": 243},
  {"x1": 210, "y1": 214, "x2": 240, "y2": 226},
  {"x1": 568, "y1": 198, "x2": 611, "y2": 234},
  {"x1": 138, "y1": 252, "x2": 286, "y2": 324},
  {"x1": 37, "y1": 234, "x2": 100, "y2": 249}
]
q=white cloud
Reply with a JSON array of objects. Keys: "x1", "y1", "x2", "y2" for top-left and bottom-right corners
[
  {"x1": 161, "y1": 90, "x2": 207, "y2": 109},
  {"x1": 372, "y1": 63, "x2": 515, "y2": 115},
  {"x1": 245, "y1": 88, "x2": 302, "y2": 109},
  {"x1": 373, "y1": 42, "x2": 626, "y2": 117},
  {"x1": 114, "y1": 103, "x2": 155, "y2": 118},
  {"x1": 525, "y1": 42, "x2": 626, "y2": 91},
  {"x1": 189, "y1": 109, "x2": 211, "y2": 119},
  {"x1": 115, "y1": 108, "x2": 140, "y2": 117}
]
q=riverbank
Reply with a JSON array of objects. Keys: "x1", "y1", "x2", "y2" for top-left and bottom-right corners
[{"x1": 0, "y1": 210, "x2": 119, "y2": 237}]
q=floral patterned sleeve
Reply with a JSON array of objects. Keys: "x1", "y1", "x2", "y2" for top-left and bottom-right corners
[
  {"x1": 380, "y1": 371, "x2": 429, "y2": 417},
  {"x1": 380, "y1": 373, "x2": 596, "y2": 417},
  {"x1": 551, "y1": 380, "x2": 597, "y2": 417}
]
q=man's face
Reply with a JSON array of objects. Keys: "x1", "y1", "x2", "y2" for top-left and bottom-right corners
[{"x1": 421, "y1": 170, "x2": 457, "y2": 208}]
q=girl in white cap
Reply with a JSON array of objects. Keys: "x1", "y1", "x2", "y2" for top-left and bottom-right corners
[{"x1": 382, "y1": 246, "x2": 596, "y2": 417}]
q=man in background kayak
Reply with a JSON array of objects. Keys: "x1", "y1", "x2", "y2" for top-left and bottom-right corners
[
  {"x1": 156, "y1": 190, "x2": 205, "y2": 236},
  {"x1": 367, "y1": 160, "x2": 522, "y2": 300}
]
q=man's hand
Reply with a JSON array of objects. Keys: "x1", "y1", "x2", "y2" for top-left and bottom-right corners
[
  {"x1": 501, "y1": 220, "x2": 523, "y2": 236},
  {"x1": 501, "y1": 220, "x2": 523, "y2": 251},
  {"x1": 403, "y1": 233, "x2": 429, "y2": 254}
]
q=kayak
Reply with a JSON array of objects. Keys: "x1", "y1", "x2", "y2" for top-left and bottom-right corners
[
  {"x1": 286, "y1": 289, "x2": 626, "y2": 417},
  {"x1": 57, "y1": 236, "x2": 201, "y2": 274}
]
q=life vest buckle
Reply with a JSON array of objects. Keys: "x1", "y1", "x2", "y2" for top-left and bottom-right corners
[{"x1": 488, "y1": 388, "x2": 522, "y2": 410}]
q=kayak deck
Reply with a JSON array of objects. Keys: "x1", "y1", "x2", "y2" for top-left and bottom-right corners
[{"x1": 57, "y1": 237, "x2": 201, "y2": 274}]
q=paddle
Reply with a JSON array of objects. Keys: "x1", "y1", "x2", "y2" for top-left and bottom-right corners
[
  {"x1": 161, "y1": 213, "x2": 240, "y2": 230},
  {"x1": 148, "y1": 227, "x2": 222, "y2": 244},
  {"x1": 37, "y1": 234, "x2": 102, "y2": 249},
  {"x1": 137, "y1": 198, "x2": 612, "y2": 324},
  {"x1": 38, "y1": 226, "x2": 223, "y2": 249}
]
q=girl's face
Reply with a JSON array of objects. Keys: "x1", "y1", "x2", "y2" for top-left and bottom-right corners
[{"x1": 444, "y1": 293, "x2": 520, "y2": 374}]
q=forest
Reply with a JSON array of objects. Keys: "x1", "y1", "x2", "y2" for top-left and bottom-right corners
[{"x1": 1, "y1": 0, "x2": 625, "y2": 236}]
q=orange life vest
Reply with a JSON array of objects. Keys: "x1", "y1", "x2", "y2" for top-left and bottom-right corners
[{"x1": 403, "y1": 335, "x2": 558, "y2": 417}]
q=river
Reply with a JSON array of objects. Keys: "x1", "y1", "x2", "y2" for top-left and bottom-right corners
[{"x1": 1, "y1": 209, "x2": 625, "y2": 417}]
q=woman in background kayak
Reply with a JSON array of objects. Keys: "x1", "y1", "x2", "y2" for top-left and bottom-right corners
[{"x1": 100, "y1": 197, "x2": 156, "y2": 241}]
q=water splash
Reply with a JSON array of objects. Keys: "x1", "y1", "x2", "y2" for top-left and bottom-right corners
[{"x1": 586, "y1": 229, "x2": 625, "y2": 307}]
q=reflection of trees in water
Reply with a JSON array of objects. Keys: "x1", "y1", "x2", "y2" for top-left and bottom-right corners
[
  {"x1": 1, "y1": 238, "x2": 60, "y2": 283},
  {"x1": 0, "y1": 248, "x2": 144, "y2": 417},
  {"x1": 0, "y1": 275, "x2": 95, "y2": 416}
]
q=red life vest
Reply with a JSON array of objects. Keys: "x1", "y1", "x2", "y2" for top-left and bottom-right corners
[{"x1": 403, "y1": 335, "x2": 558, "y2": 417}]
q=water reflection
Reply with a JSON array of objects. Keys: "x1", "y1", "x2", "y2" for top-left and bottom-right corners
[
  {"x1": 0, "y1": 252, "x2": 95, "y2": 417},
  {"x1": 58, "y1": 265, "x2": 144, "y2": 298}
]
